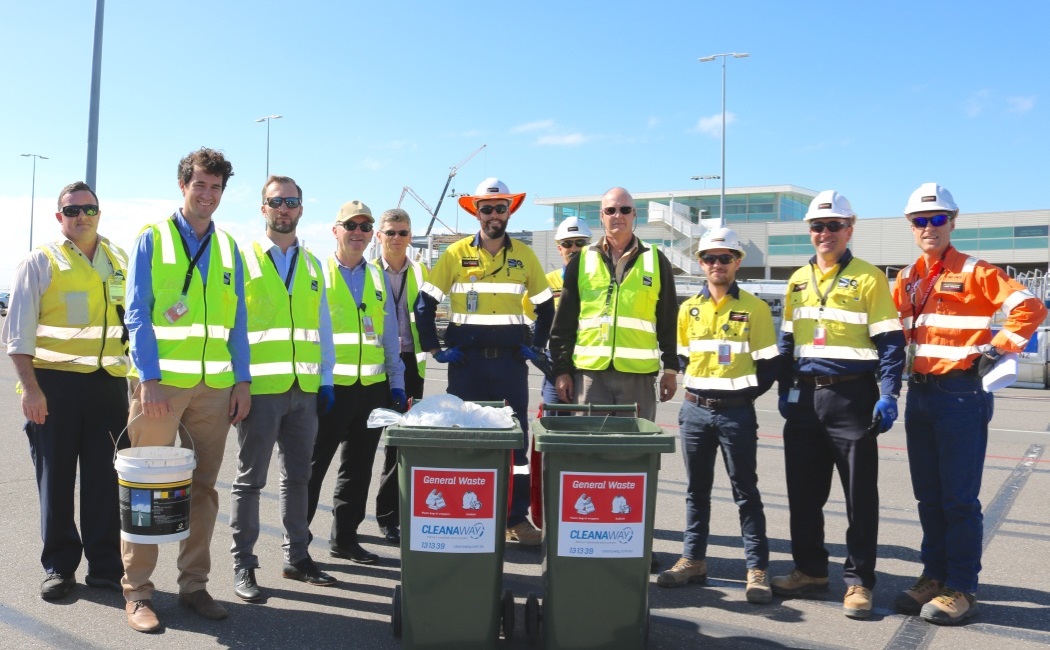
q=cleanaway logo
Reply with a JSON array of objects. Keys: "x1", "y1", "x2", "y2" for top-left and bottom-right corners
[
  {"x1": 568, "y1": 527, "x2": 635, "y2": 543},
  {"x1": 420, "y1": 523, "x2": 486, "y2": 539}
]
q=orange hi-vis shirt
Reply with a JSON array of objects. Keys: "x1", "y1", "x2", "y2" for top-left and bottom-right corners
[{"x1": 893, "y1": 246, "x2": 1047, "y2": 375}]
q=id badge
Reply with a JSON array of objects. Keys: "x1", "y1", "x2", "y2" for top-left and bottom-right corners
[
  {"x1": 362, "y1": 315, "x2": 377, "y2": 343},
  {"x1": 106, "y1": 272, "x2": 125, "y2": 305},
  {"x1": 717, "y1": 343, "x2": 732, "y2": 366},
  {"x1": 813, "y1": 326, "x2": 827, "y2": 349},
  {"x1": 599, "y1": 315, "x2": 612, "y2": 342},
  {"x1": 466, "y1": 289, "x2": 479, "y2": 313},
  {"x1": 164, "y1": 299, "x2": 188, "y2": 324},
  {"x1": 787, "y1": 388, "x2": 801, "y2": 403},
  {"x1": 905, "y1": 341, "x2": 917, "y2": 375}
]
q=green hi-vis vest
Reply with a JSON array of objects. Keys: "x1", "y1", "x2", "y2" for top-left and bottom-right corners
[
  {"x1": 148, "y1": 218, "x2": 238, "y2": 388},
  {"x1": 243, "y1": 241, "x2": 324, "y2": 395},
  {"x1": 402, "y1": 259, "x2": 428, "y2": 379},
  {"x1": 326, "y1": 257, "x2": 387, "y2": 386},
  {"x1": 35, "y1": 239, "x2": 129, "y2": 376},
  {"x1": 574, "y1": 245, "x2": 662, "y2": 374}
]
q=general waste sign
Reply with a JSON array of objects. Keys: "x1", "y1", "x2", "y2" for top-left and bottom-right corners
[
  {"x1": 409, "y1": 467, "x2": 497, "y2": 554},
  {"x1": 557, "y1": 471, "x2": 646, "y2": 558}
]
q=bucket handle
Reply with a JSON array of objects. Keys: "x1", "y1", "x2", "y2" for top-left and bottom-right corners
[{"x1": 112, "y1": 411, "x2": 197, "y2": 464}]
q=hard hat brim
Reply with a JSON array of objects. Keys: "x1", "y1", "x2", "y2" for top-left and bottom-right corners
[{"x1": 458, "y1": 193, "x2": 526, "y2": 216}]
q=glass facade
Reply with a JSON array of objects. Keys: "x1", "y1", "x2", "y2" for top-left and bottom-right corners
[{"x1": 952, "y1": 225, "x2": 1049, "y2": 251}]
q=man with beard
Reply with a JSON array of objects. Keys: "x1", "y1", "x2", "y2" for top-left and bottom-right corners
[
  {"x1": 415, "y1": 178, "x2": 554, "y2": 546},
  {"x1": 229, "y1": 175, "x2": 337, "y2": 602}
]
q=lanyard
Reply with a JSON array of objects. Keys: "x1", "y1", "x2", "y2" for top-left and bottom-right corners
[
  {"x1": 172, "y1": 218, "x2": 212, "y2": 296},
  {"x1": 474, "y1": 245, "x2": 509, "y2": 281},
  {"x1": 391, "y1": 269, "x2": 409, "y2": 321},
  {"x1": 807, "y1": 257, "x2": 851, "y2": 312},
  {"x1": 266, "y1": 248, "x2": 299, "y2": 290},
  {"x1": 909, "y1": 260, "x2": 945, "y2": 339}
]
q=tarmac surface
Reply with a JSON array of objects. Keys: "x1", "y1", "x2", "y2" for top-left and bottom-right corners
[{"x1": 0, "y1": 350, "x2": 1048, "y2": 649}]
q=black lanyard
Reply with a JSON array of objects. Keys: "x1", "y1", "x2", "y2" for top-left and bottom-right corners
[
  {"x1": 808, "y1": 257, "x2": 851, "y2": 312},
  {"x1": 266, "y1": 248, "x2": 299, "y2": 290},
  {"x1": 391, "y1": 269, "x2": 409, "y2": 315},
  {"x1": 172, "y1": 218, "x2": 212, "y2": 296},
  {"x1": 475, "y1": 245, "x2": 509, "y2": 281}
]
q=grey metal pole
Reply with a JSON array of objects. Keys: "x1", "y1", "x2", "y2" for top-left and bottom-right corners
[
  {"x1": 265, "y1": 118, "x2": 271, "y2": 178},
  {"x1": 86, "y1": 0, "x2": 105, "y2": 188},
  {"x1": 21, "y1": 153, "x2": 48, "y2": 251},
  {"x1": 720, "y1": 55, "x2": 726, "y2": 228}
]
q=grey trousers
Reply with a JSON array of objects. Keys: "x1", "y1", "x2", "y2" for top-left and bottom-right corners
[
  {"x1": 575, "y1": 370, "x2": 657, "y2": 421},
  {"x1": 230, "y1": 386, "x2": 318, "y2": 569}
]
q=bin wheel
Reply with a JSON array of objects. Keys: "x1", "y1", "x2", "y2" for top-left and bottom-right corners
[
  {"x1": 525, "y1": 592, "x2": 540, "y2": 645},
  {"x1": 392, "y1": 584, "x2": 402, "y2": 638},
  {"x1": 501, "y1": 588, "x2": 515, "y2": 640}
]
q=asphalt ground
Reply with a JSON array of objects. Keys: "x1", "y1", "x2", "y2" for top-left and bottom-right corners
[{"x1": 0, "y1": 351, "x2": 1048, "y2": 649}]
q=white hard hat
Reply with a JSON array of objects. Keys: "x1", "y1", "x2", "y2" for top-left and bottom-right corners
[
  {"x1": 904, "y1": 182, "x2": 958, "y2": 215},
  {"x1": 555, "y1": 217, "x2": 593, "y2": 241},
  {"x1": 805, "y1": 190, "x2": 857, "y2": 222},
  {"x1": 696, "y1": 226, "x2": 746, "y2": 261},
  {"x1": 457, "y1": 177, "x2": 526, "y2": 216}
]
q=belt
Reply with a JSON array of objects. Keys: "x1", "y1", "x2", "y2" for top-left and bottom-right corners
[
  {"x1": 909, "y1": 368, "x2": 978, "y2": 384},
  {"x1": 797, "y1": 373, "x2": 867, "y2": 387},
  {"x1": 467, "y1": 347, "x2": 514, "y2": 359},
  {"x1": 684, "y1": 392, "x2": 752, "y2": 410}
]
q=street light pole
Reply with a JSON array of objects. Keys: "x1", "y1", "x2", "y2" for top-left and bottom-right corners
[
  {"x1": 698, "y1": 52, "x2": 749, "y2": 227},
  {"x1": 254, "y1": 114, "x2": 283, "y2": 178},
  {"x1": 21, "y1": 153, "x2": 49, "y2": 251}
]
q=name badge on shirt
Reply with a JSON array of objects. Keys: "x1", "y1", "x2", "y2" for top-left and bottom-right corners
[
  {"x1": 812, "y1": 326, "x2": 827, "y2": 349},
  {"x1": 906, "y1": 341, "x2": 917, "y2": 375},
  {"x1": 599, "y1": 315, "x2": 612, "y2": 342},
  {"x1": 164, "y1": 299, "x2": 189, "y2": 324},
  {"x1": 106, "y1": 272, "x2": 125, "y2": 306},
  {"x1": 788, "y1": 388, "x2": 800, "y2": 403},
  {"x1": 362, "y1": 315, "x2": 379, "y2": 344},
  {"x1": 466, "y1": 289, "x2": 479, "y2": 313},
  {"x1": 717, "y1": 343, "x2": 732, "y2": 366}
]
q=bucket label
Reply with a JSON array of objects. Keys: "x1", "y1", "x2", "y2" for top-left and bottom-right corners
[
  {"x1": 557, "y1": 471, "x2": 646, "y2": 558},
  {"x1": 118, "y1": 479, "x2": 192, "y2": 538},
  {"x1": 409, "y1": 467, "x2": 497, "y2": 554}
]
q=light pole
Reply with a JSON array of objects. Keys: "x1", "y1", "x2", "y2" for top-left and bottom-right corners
[
  {"x1": 254, "y1": 114, "x2": 283, "y2": 178},
  {"x1": 21, "y1": 153, "x2": 49, "y2": 251},
  {"x1": 698, "y1": 52, "x2": 749, "y2": 226}
]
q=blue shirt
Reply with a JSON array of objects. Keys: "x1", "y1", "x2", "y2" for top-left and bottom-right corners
[
  {"x1": 335, "y1": 256, "x2": 405, "y2": 391},
  {"x1": 126, "y1": 210, "x2": 251, "y2": 384}
]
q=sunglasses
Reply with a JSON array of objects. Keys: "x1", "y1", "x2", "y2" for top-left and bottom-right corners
[
  {"x1": 700, "y1": 253, "x2": 737, "y2": 266},
  {"x1": 603, "y1": 206, "x2": 634, "y2": 216},
  {"x1": 61, "y1": 204, "x2": 99, "y2": 218},
  {"x1": 809, "y1": 221, "x2": 848, "y2": 233},
  {"x1": 910, "y1": 214, "x2": 951, "y2": 228},
  {"x1": 559, "y1": 239, "x2": 589, "y2": 249},
  {"x1": 264, "y1": 197, "x2": 301, "y2": 209},
  {"x1": 382, "y1": 229, "x2": 410, "y2": 237},
  {"x1": 339, "y1": 221, "x2": 373, "y2": 232},
  {"x1": 478, "y1": 204, "x2": 509, "y2": 215}
]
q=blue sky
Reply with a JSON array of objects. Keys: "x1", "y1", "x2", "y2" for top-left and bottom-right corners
[{"x1": 2, "y1": 1, "x2": 1047, "y2": 287}]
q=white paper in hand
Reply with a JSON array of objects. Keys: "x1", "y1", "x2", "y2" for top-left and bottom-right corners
[{"x1": 982, "y1": 352, "x2": 1019, "y2": 392}]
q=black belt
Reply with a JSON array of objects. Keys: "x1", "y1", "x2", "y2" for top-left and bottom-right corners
[
  {"x1": 909, "y1": 368, "x2": 978, "y2": 384},
  {"x1": 797, "y1": 373, "x2": 867, "y2": 387},
  {"x1": 684, "y1": 392, "x2": 752, "y2": 410},
  {"x1": 467, "y1": 347, "x2": 514, "y2": 359}
]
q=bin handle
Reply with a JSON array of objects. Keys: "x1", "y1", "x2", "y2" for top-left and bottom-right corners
[
  {"x1": 112, "y1": 411, "x2": 197, "y2": 464},
  {"x1": 538, "y1": 402, "x2": 639, "y2": 416}
]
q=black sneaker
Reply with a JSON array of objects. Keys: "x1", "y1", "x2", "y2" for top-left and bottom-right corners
[
  {"x1": 85, "y1": 574, "x2": 123, "y2": 591},
  {"x1": 283, "y1": 557, "x2": 337, "y2": 586},
  {"x1": 234, "y1": 568, "x2": 262, "y2": 601},
  {"x1": 330, "y1": 541, "x2": 379, "y2": 565},
  {"x1": 380, "y1": 526, "x2": 401, "y2": 546},
  {"x1": 41, "y1": 573, "x2": 75, "y2": 601}
]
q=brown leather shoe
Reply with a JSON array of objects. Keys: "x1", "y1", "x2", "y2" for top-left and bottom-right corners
[
  {"x1": 178, "y1": 589, "x2": 228, "y2": 620},
  {"x1": 126, "y1": 599, "x2": 162, "y2": 633}
]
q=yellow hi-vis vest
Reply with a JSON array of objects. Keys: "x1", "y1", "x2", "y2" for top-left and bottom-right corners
[
  {"x1": 326, "y1": 257, "x2": 388, "y2": 386},
  {"x1": 574, "y1": 245, "x2": 662, "y2": 374},
  {"x1": 148, "y1": 218, "x2": 238, "y2": 388},
  {"x1": 34, "y1": 239, "x2": 129, "y2": 376},
  {"x1": 242, "y1": 241, "x2": 324, "y2": 395},
  {"x1": 402, "y1": 259, "x2": 428, "y2": 379}
]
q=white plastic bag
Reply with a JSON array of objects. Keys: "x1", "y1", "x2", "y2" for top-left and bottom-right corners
[{"x1": 367, "y1": 394, "x2": 516, "y2": 429}]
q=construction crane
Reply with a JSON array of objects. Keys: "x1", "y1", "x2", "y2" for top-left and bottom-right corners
[{"x1": 418, "y1": 144, "x2": 486, "y2": 236}]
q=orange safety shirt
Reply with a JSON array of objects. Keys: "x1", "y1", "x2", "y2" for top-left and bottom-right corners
[{"x1": 893, "y1": 246, "x2": 1047, "y2": 375}]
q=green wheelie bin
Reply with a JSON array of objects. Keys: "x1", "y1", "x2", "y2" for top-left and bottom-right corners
[
  {"x1": 383, "y1": 403, "x2": 524, "y2": 649},
  {"x1": 530, "y1": 408, "x2": 676, "y2": 649}
]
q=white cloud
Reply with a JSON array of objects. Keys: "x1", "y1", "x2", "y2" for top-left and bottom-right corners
[
  {"x1": 536, "y1": 133, "x2": 587, "y2": 146},
  {"x1": 963, "y1": 89, "x2": 990, "y2": 117},
  {"x1": 691, "y1": 112, "x2": 736, "y2": 137},
  {"x1": 1006, "y1": 96, "x2": 1036, "y2": 114},
  {"x1": 510, "y1": 119, "x2": 556, "y2": 134}
]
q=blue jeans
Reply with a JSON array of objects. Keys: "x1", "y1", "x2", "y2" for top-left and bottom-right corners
[
  {"x1": 678, "y1": 399, "x2": 768, "y2": 568},
  {"x1": 905, "y1": 375, "x2": 992, "y2": 593}
]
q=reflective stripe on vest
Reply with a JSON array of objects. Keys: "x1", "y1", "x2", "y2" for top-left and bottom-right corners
[{"x1": 326, "y1": 257, "x2": 387, "y2": 386}]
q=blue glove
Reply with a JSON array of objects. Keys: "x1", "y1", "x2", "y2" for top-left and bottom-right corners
[
  {"x1": 778, "y1": 395, "x2": 790, "y2": 419},
  {"x1": 391, "y1": 388, "x2": 408, "y2": 413},
  {"x1": 871, "y1": 395, "x2": 898, "y2": 435},
  {"x1": 433, "y1": 346, "x2": 464, "y2": 364},
  {"x1": 519, "y1": 344, "x2": 542, "y2": 363},
  {"x1": 317, "y1": 385, "x2": 335, "y2": 416}
]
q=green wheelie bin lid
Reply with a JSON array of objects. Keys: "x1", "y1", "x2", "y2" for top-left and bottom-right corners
[{"x1": 533, "y1": 416, "x2": 676, "y2": 454}]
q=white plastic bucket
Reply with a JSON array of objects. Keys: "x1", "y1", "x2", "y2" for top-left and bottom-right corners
[{"x1": 114, "y1": 446, "x2": 196, "y2": 544}]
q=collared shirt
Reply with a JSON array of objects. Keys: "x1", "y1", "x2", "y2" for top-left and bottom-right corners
[
  {"x1": 599, "y1": 235, "x2": 641, "y2": 284},
  {"x1": 379, "y1": 255, "x2": 415, "y2": 354},
  {"x1": 2, "y1": 237, "x2": 116, "y2": 355},
  {"x1": 335, "y1": 256, "x2": 405, "y2": 390},
  {"x1": 260, "y1": 237, "x2": 336, "y2": 386},
  {"x1": 125, "y1": 210, "x2": 251, "y2": 383}
]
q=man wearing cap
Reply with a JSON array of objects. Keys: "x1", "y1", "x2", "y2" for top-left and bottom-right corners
[
  {"x1": 122, "y1": 148, "x2": 252, "y2": 632},
  {"x1": 3, "y1": 181, "x2": 129, "y2": 602},
  {"x1": 550, "y1": 187, "x2": 679, "y2": 422},
  {"x1": 415, "y1": 178, "x2": 554, "y2": 546},
  {"x1": 891, "y1": 183, "x2": 1045, "y2": 624},
  {"x1": 657, "y1": 227, "x2": 777, "y2": 605},
  {"x1": 229, "y1": 175, "x2": 337, "y2": 603},
  {"x1": 772, "y1": 190, "x2": 905, "y2": 619},
  {"x1": 306, "y1": 200, "x2": 406, "y2": 564},
  {"x1": 373, "y1": 207, "x2": 429, "y2": 547}
]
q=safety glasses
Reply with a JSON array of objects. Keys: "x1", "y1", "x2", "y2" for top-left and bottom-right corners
[
  {"x1": 264, "y1": 197, "x2": 301, "y2": 209},
  {"x1": 602, "y1": 206, "x2": 634, "y2": 216},
  {"x1": 700, "y1": 253, "x2": 736, "y2": 266},
  {"x1": 339, "y1": 221, "x2": 373, "y2": 232},
  {"x1": 61, "y1": 204, "x2": 99, "y2": 218},
  {"x1": 559, "y1": 239, "x2": 589, "y2": 249},
  {"x1": 809, "y1": 221, "x2": 848, "y2": 233},
  {"x1": 910, "y1": 214, "x2": 951, "y2": 228},
  {"x1": 478, "y1": 204, "x2": 509, "y2": 216},
  {"x1": 382, "y1": 229, "x2": 410, "y2": 237}
]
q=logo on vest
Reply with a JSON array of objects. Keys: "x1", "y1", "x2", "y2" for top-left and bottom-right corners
[
  {"x1": 729, "y1": 311, "x2": 749, "y2": 322},
  {"x1": 837, "y1": 277, "x2": 859, "y2": 290},
  {"x1": 508, "y1": 259, "x2": 524, "y2": 269},
  {"x1": 792, "y1": 282, "x2": 808, "y2": 292},
  {"x1": 642, "y1": 276, "x2": 652, "y2": 287},
  {"x1": 223, "y1": 271, "x2": 231, "y2": 285},
  {"x1": 311, "y1": 280, "x2": 319, "y2": 291}
]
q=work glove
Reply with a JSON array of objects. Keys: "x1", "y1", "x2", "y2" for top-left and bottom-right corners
[
  {"x1": 976, "y1": 344, "x2": 1003, "y2": 377},
  {"x1": 869, "y1": 395, "x2": 898, "y2": 436},
  {"x1": 391, "y1": 388, "x2": 408, "y2": 413},
  {"x1": 317, "y1": 385, "x2": 335, "y2": 416},
  {"x1": 433, "y1": 346, "x2": 464, "y2": 365},
  {"x1": 777, "y1": 395, "x2": 790, "y2": 420},
  {"x1": 520, "y1": 344, "x2": 557, "y2": 383}
]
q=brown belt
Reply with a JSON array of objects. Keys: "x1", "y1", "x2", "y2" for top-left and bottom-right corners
[
  {"x1": 909, "y1": 368, "x2": 978, "y2": 384},
  {"x1": 797, "y1": 373, "x2": 867, "y2": 387},
  {"x1": 684, "y1": 392, "x2": 752, "y2": 410}
]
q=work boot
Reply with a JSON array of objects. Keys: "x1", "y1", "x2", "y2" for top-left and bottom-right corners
[
  {"x1": 126, "y1": 599, "x2": 161, "y2": 633},
  {"x1": 178, "y1": 589, "x2": 228, "y2": 620},
  {"x1": 745, "y1": 568, "x2": 772, "y2": 604},
  {"x1": 893, "y1": 575, "x2": 943, "y2": 615},
  {"x1": 656, "y1": 558, "x2": 707, "y2": 588},
  {"x1": 40, "y1": 573, "x2": 75, "y2": 601},
  {"x1": 920, "y1": 587, "x2": 978, "y2": 625},
  {"x1": 506, "y1": 521, "x2": 542, "y2": 546},
  {"x1": 843, "y1": 585, "x2": 873, "y2": 619},
  {"x1": 234, "y1": 568, "x2": 262, "y2": 602},
  {"x1": 770, "y1": 568, "x2": 829, "y2": 598},
  {"x1": 283, "y1": 557, "x2": 337, "y2": 586}
]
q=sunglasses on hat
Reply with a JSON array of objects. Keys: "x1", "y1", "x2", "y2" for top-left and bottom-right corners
[
  {"x1": 910, "y1": 214, "x2": 951, "y2": 228},
  {"x1": 265, "y1": 197, "x2": 301, "y2": 209},
  {"x1": 478, "y1": 204, "x2": 509, "y2": 215},
  {"x1": 559, "y1": 239, "x2": 589, "y2": 249},
  {"x1": 700, "y1": 253, "x2": 736, "y2": 266},
  {"x1": 339, "y1": 221, "x2": 373, "y2": 232},
  {"x1": 61, "y1": 204, "x2": 99, "y2": 218},
  {"x1": 603, "y1": 206, "x2": 634, "y2": 216},
  {"x1": 809, "y1": 221, "x2": 848, "y2": 233}
]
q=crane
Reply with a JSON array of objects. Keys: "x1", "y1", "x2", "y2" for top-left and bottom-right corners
[{"x1": 416, "y1": 144, "x2": 486, "y2": 236}]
